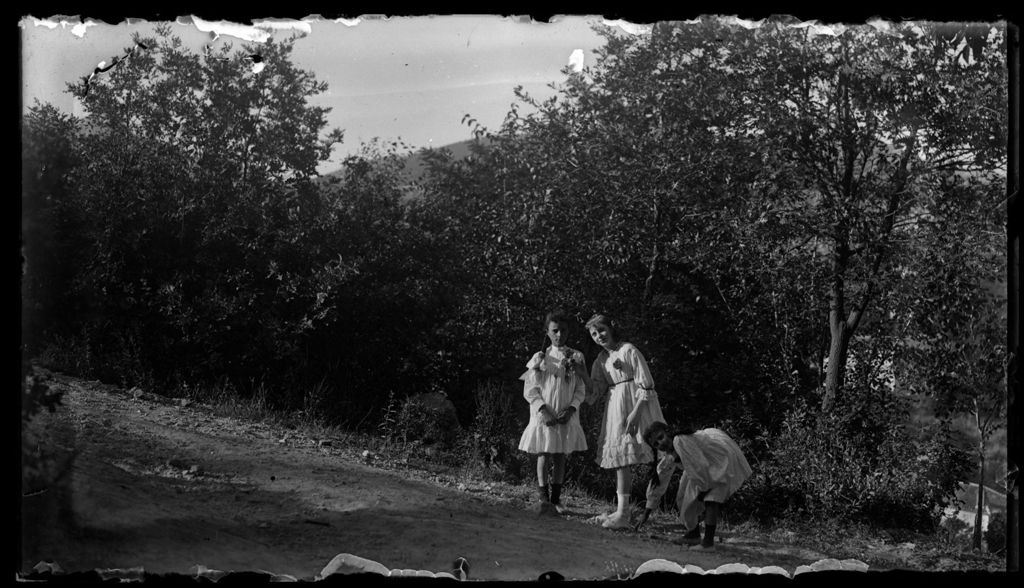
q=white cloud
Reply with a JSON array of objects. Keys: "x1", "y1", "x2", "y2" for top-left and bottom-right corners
[{"x1": 601, "y1": 19, "x2": 652, "y2": 36}]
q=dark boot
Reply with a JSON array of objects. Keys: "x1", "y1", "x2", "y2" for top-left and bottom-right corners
[
  {"x1": 673, "y1": 525, "x2": 702, "y2": 545},
  {"x1": 537, "y1": 485, "x2": 550, "y2": 502},
  {"x1": 549, "y1": 483, "x2": 562, "y2": 505},
  {"x1": 701, "y1": 524, "x2": 717, "y2": 548},
  {"x1": 536, "y1": 485, "x2": 556, "y2": 516}
]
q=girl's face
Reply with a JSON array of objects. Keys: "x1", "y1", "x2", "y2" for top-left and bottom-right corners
[
  {"x1": 650, "y1": 429, "x2": 673, "y2": 452},
  {"x1": 546, "y1": 321, "x2": 568, "y2": 347},
  {"x1": 588, "y1": 324, "x2": 615, "y2": 349}
]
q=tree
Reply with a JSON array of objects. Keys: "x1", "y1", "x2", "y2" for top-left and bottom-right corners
[
  {"x1": 22, "y1": 104, "x2": 86, "y2": 354},
  {"x1": 39, "y1": 25, "x2": 346, "y2": 393},
  {"x1": 720, "y1": 20, "x2": 1008, "y2": 412}
]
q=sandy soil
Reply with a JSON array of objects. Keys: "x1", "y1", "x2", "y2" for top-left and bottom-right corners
[{"x1": 20, "y1": 371, "x2": 845, "y2": 581}]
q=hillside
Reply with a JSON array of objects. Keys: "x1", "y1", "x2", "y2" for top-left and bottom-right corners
[{"x1": 320, "y1": 138, "x2": 484, "y2": 189}]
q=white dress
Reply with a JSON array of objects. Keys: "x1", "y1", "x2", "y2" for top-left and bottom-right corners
[
  {"x1": 517, "y1": 346, "x2": 589, "y2": 454},
  {"x1": 644, "y1": 428, "x2": 752, "y2": 530},
  {"x1": 590, "y1": 342, "x2": 666, "y2": 469}
]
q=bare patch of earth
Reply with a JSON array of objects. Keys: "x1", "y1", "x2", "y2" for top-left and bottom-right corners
[{"x1": 21, "y1": 371, "x2": 995, "y2": 581}]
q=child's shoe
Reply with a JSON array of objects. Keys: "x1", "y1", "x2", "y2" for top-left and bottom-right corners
[
  {"x1": 601, "y1": 513, "x2": 631, "y2": 529},
  {"x1": 537, "y1": 501, "x2": 558, "y2": 516},
  {"x1": 672, "y1": 526, "x2": 702, "y2": 546}
]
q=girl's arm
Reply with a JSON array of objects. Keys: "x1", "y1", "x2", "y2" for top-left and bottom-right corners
[
  {"x1": 570, "y1": 365, "x2": 586, "y2": 411},
  {"x1": 624, "y1": 345, "x2": 653, "y2": 434},
  {"x1": 523, "y1": 353, "x2": 550, "y2": 414},
  {"x1": 524, "y1": 381, "x2": 545, "y2": 411},
  {"x1": 636, "y1": 451, "x2": 677, "y2": 531},
  {"x1": 645, "y1": 452, "x2": 676, "y2": 507},
  {"x1": 586, "y1": 356, "x2": 608, "y2": 406},
  {"x1": 628, "y1": 344, "x2": 656, "y2": 400}
]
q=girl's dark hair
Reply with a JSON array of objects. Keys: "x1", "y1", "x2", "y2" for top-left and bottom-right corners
[
  {"x1": 544, "y1": 310, "x2": 570, "y2": 331},
  {"x1": 642, "y1": 420, "x2": 695, "y2": 488},
  {"x1": 541, "y1": 310, "x2": 571, "y2": 352}
]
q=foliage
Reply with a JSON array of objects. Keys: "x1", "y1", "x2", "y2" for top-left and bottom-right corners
[
  {"x1": 756, "y1": 379, "x2": 973, "y2": 530},
  {"x1": 22, "y1": 18, "x2": 1008, "y2": 533},
  {"x1": 465, "y1": 380, "x2": 530, "y2": 482},
  {"x1": 20, "y1": 363, "x2": 75, "y2": 537},
  {"x1": 984, "y1": 510, "x2": 1006, "y2": 554},
  {"x1": 21, "y1": 104, "x2": 86, "y2": 356},
  {"x1": 392, "y1": 393, "x2": 461, "y2": 449}
]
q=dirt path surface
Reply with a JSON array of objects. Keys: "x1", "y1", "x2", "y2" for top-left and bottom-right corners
[{"x1": 21, "y1": 372, "x2": 840, "y2": 581}]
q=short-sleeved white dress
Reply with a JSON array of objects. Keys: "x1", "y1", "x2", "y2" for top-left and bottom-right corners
[
  {"x1": 517, "y1": 346, "x2": 589, "y2": 454},
  {"x1": 590, "y1": 342, "x2": 666, "y2": 468}
]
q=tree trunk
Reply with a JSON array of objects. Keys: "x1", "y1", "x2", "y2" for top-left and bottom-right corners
[
  {"x1": 821, "y1": 316, "x2": 851, "y2": 412},
  {"x1": 973, "y1": 404, "x2": 987, "y2": 550},
  {"x1": 641, "y1": 196, "x2": 665, "y2": 313},
  {"x1": 821, "y1": 238, "x2": 851, "y2": 413},
  {"x1": 974, "y1": 454, "x2": 986, "y2": 550}
]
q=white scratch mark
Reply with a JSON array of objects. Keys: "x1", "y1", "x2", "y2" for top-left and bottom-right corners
[
  {"x1": 253, "y1": 19, "x2": 313, "y2": 37},
  {"x1": 70, "y1": 19, "x2": 97, "y2": 38},
  {"x1": 568, "y1": 49, "x2": 584, "y2": 72},
  {"x1": 28, "y1": 17, "x2": 59, "y2": 29},
  {"x1": 790, "y1": 20, "x2": 843, "y2": 38},
  {"x1": 719, "y1": 16, "x2": 765, "y2": 30},
  {"x1": 602, "y1": 20, "x2": 653, "y2": 36},
  {"x1": 867, "y1": 19, "x2": 893, "y2": 33},
  {"x1": 189, "y1": 16, "x2": 272, "y2": 43}
]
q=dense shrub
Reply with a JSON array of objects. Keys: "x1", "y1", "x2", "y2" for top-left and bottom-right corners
[
  {"x1": 21, "y1": 364, "x2": 77, "y2": 540},
  {"x1": 758, "y1": 378, "x2": 972, "y2": 530},
  {"x1": 393, "y1": 392, "x2": 461, "y2": 449},
  {"x1": 984, "y1": 511, "x2": 1006, "y2": 554},
  {"x1": 466, "y1": 380, "x2": 530, "y2": 481}
]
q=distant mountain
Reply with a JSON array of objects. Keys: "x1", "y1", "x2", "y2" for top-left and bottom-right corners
[
  {"x1": 399, "y1": 139, "x2": 483, "y2": 186},
  {"x1": 320, "y1": 138, "x2": 485, "y2": 187}
]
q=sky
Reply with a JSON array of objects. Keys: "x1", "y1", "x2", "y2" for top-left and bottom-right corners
[{"x1": 20, "y1": 14, "x2": 625, "y2": 174}]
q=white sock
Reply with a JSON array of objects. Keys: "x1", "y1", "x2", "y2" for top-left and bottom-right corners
[{"x1": 616, "y1": 492, "x2": 630, "y2": 516}]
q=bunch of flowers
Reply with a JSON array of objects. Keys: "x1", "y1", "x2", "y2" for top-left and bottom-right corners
[{"x1": 562, "y1": 350, "x2": 584, "y2": 377}]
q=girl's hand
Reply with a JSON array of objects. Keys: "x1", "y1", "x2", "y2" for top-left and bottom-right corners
[
  {"x1": 624, "y1": 413, "x2": 640, "y2": 436},
  {"x1": 555, "y1": 406, "x2": 576, "y2": 424},
  {"x1": 634, "y1": 508, "x2": 652, "y2": 532},
  {"x1": 540, "y1": 406, "x2": 559, "y2": 426}
]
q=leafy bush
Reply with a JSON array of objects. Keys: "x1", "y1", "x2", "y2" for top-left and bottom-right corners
[
  {"x1": 393, "y1": 392, "x2": 461, "y2": 449},
  {"x1": 21, "y1": 365, "x2": 77, "y2": 536},
  {"x1": 758, "y1": 377, "x2": 971, "y2": 530},
  {"x1": 466, "y1": 380, "x2": 530, "y2": 481},
  {"x1": 984, "y1": 511, "x2": 1006, "y2": 554}
]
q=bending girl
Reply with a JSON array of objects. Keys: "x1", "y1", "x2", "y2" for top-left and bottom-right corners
[{"x1": 635, "y1": 421, "x2": 752, "y2": 549}]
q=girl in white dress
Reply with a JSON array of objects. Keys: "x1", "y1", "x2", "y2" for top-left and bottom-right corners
[
  {"x1": 518, "y1": 311, "x2": 589, "y2": 515},
  {"x1": 635, "y1": 421, "x2": 752, "y2": 549},
  {"x1": 585, "y1": 313, "x2": 666, "y2": 529}
]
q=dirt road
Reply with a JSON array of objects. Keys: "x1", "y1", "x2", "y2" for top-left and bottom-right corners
[{"x1": 20, "y1": 372, "x2": 838, "y2": 581}]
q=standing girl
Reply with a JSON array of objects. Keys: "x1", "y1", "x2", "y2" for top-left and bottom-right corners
[
  {"x1": 585, "y1": 313, "x2": 666, "y2": 529},
  {"x1": 518, "y1": 310, "x2": 589, "y2": 515},
  {"x1": 635, "y1": 421, "x2": 752, "y2": 549}
]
